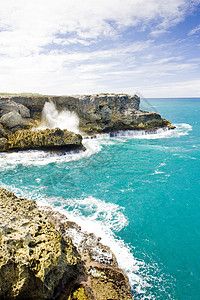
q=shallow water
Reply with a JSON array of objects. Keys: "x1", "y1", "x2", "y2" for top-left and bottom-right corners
[{"x1": 1, "y1": 98, "x2": 200, "y2": 299}]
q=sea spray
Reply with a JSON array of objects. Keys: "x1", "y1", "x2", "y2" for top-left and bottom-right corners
[{"x1": 39, "y1": 101, "x2": 80, "y2": 133}]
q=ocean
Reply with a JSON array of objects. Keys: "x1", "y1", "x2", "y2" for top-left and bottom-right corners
[{"x1": 0, "y1": 98, "x2": 199, "y2": 299}]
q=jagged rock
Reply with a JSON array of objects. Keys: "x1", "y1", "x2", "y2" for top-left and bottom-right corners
[
  {"x1": 0, "y1": 138, "x2": 8, "y2": 151},
  {"x1": 0, "y1": 188, "x2": 83, "y2": 300},
  {"x1": 2, "y1": 94, "x2": 172, "y2": 134},
  {"x1": 0, "y1": 188, "x2": 134, "y2": 299},
  {"x1": 42, "y1": 207, "x2": 134, "y2": 300},
  {"x1": 2, "y1": 128, "x2": 84, "y2": 152},
  {"x1": 0, "y1": 124, "x2": 7, "y2": 138}
]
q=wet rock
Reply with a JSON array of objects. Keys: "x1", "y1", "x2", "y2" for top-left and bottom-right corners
[
  {"x1": 0, "y1": 138, "x2": 8, "y2": 151},
  {"x1": 1, "y1": 128, "x2": 84, "y2": 152},
  {"x1": 42, "y1": 207, "x2": 134, "y2": 300}
]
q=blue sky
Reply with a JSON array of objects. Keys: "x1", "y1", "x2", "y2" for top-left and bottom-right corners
[{"x1": 0, "y1": 0, "x2": 200, "y2": 97}]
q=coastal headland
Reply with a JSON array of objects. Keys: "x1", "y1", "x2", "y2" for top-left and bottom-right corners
[
  {"x1": 0, "y1": 93, "x2": 173, "y2": 152},
  {"x1": 0, "y1": 94, "x2": 174, "y2": 299}
]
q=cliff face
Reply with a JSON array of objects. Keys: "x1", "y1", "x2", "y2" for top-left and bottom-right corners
[
  {"x1": 0, "y1": 94, "x2": 172, "y2": 134},
  {"x1": 0, "y1": 188, "x2": 134, "y2": 300},
  {"x1": 0, "y1": 93, "x2": 173, "y2": 152}
]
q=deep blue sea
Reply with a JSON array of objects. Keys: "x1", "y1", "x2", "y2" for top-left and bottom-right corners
[{"x1": 0, "y1": 98, "x2": 199, "y2": 299}]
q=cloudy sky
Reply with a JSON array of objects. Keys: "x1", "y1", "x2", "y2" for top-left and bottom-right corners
[{"x1": 0, "y1": 0, "x2": 200, "y2": 97}]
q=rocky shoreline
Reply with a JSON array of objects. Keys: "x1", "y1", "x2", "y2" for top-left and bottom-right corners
[
  {"x1": 0, "y1": 94, "x2": 174, "y2": 152},
  {"x1": 0, "y1": 188, "x2": 133, "y2": 300},
  {"x1": 0, "y1": 94, "x2": 174, "y2": 299}
]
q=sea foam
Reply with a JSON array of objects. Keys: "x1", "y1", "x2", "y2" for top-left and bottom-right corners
[
  {"x1": 0, "y1": 123, "x2": 192, "y2": 168},
  {"x1": 0, "y1": 181, "x2": 174, "y2": 300}
]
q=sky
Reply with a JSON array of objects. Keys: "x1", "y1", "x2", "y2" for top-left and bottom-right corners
[{"x1": 0, "y1": 0, "x2": 200, "y2": 97}]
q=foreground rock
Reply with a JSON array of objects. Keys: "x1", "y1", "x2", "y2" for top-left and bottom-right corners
[
  {"x1": 0, "y1": 188, "x2": 134, "y2": 299},
  {"x1": 0, "y1": 94, "x2": 173, "y2": 135},
  {"x1": 0, "y1": 188, "x2": 82, "y2": 300},
  {"x1": 42, "y1": 207, "x2": 134, "y2": 300},
  {"x1": 0, "y1": 128, "x2": 84, "y2": 152}
]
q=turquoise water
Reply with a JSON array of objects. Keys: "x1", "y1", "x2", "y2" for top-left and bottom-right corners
[{"x1": 0, "y1": 98, "x2": 200, "y2": 299}]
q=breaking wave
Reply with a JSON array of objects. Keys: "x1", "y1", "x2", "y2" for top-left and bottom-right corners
[
  {"x1": 0, "y1": 123, "x2": 192, "y2": 168},
  {"x1": 38, "y1": 101, "x2": 80, "y2": 133}
]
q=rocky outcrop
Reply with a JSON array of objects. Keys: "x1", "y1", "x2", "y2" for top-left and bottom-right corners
[
  {"x1": 42, "y1": 207, "x2": 134, "y2": 300},
  {"x1": 0, "y1": 94, "x2": 173, "y2": 135},
  {"x1": 0, "y1": 100, "x2": 33, "y2": 130},
  {"x1": 0, "y1": 128, "x2": 83, "y2": 152},
  {"x1": 0, "y1": 188, "x2": 83, "y2": 300},
  {"x1": 0, "y1": 93, "x2": 174, "y2": 152},
  {"x1": 0, "y1": 188, "x2": 134, "y2": 299}
]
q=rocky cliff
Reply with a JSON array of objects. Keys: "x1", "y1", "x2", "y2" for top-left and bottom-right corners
[
  {"x1": 0, "y1": 93, "x2": 174, "y2": 152},
  {"x1": 0, "y1": 188, "x2": 133, "y2": 299},
  {"x1": 0, "y1": 94, "x2": 173, "y2": 134}
]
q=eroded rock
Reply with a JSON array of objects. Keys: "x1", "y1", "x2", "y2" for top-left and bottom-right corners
[
  {"x1": 0, "y1": 188, "x2": 134, "y2": 299},
  {"x1": 42, "y1": 207, "x2": 134, "y2": 300},
  {"x1": 0, "y1": 100, "x2": 30, "y2": 119},
  {"x1": 0, "y1": 188, "x2": 83, "y2": 300},
  {"x1": 0, "y1": 112, "x2": 24, "y2": 129},
  {"x1": 1, "y1": 128, "x2": 84, "y2": 152},
  {"x1": 0, "y1": 138, "x2": 8, "y2": 151},
  {"x1": 1, "y1": 94, "x2": 172, "y2": 134}
]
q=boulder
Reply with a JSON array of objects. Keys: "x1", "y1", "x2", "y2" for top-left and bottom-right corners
[
  {"x1": 0, "y1": 100, "x2": 19, "y2": 117},
  {"x1": 0, "y1": 100, "x2": 30, "y2": 118},
  {"x1": 0, "y1": 112, "x2": 24, "y2": 129},
  {"x1": 18, "y1": 103, "x2": 30, "y2": 118}
]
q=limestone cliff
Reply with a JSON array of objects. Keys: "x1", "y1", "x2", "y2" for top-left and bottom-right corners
[
  {"x1": 0, "y1": 188, "x2": 133, "y2": 299},
  {"x1": 0, "y1": 94, "x2": 173, "y2": 134}
]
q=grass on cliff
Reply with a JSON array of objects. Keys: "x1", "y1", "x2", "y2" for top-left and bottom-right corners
[{"x1": 0, "y1": 92, "x2": 42, "y2": 96}]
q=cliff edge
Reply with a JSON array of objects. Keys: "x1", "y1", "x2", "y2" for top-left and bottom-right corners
[{"x1": 0, "y1": 93, "x2": 173, "y2": 134}]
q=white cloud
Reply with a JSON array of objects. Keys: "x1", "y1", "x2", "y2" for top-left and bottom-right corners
[
  {"x1": 0, "y1": 0, "x2": 200, "y2": 96},
  {"x1": 0, "y1": 0, "x2": 199, "y2": 57},
  {"x1": 137, "y1": 79, "x2": 200, "y2": 97},
  {"x1": 188, "y1": 24, "x2": 200, "y2": 36}
]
